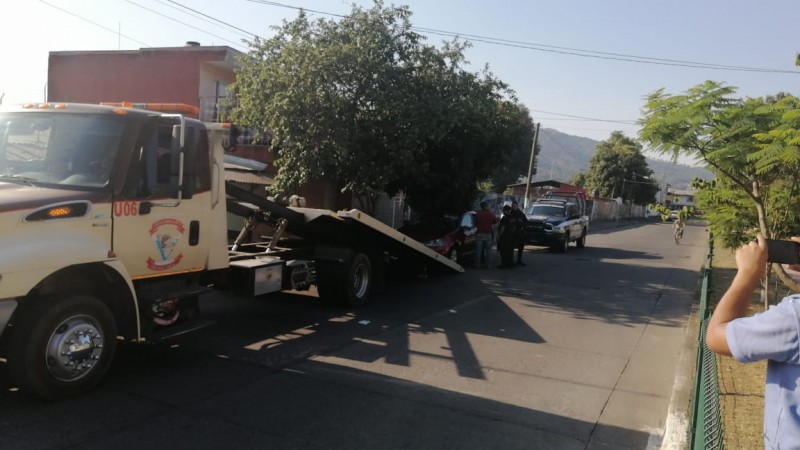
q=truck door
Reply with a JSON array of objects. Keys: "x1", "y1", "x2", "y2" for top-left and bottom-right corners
[
  {"x1": 112, "y1": 119, "x2": 211, "y2": 279},
  {"x1": 566, "y1": 204, "x2": 582, "y2": 237}
]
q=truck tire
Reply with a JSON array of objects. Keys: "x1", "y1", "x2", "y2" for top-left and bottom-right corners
[
  {"x1": 6, "y1": 294, "x2": 117, "y2": 400},
  {"x1": 577, "y1": 228, "x2": 587, "y2": 248},
  {"x1": 317, "y1": 253, "x2": 372, "y2": 308},
  {"x1": 552, "y1": 232, "x2": 570, "y2": 253}
]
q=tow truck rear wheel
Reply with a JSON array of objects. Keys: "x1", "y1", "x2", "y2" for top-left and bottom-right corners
[
  {"x1": 317, "y1": 253, "x2": 372, "y2": 308},
  {"x1": 7, "y1": 294, "x2": 117, "y2": 400}
]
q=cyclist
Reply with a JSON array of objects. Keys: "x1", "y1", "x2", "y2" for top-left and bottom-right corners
[{"x1": 673, "y1": 214, "x2": 686, "y2": 243}]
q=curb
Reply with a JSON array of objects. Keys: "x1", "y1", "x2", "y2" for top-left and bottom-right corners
[{"x1": 659, "y1": 301, "x2": 701, "y2": 449}]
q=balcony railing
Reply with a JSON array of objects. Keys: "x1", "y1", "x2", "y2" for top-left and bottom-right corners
[{"x1": 199, "y1": 96, "x2": 238, "y2": 123}]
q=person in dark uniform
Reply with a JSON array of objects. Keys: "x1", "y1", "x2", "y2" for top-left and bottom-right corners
[
  {"x1": 511, "y1": 201, "x2": 527, "y2": 266},
  {"x1": 497, "y1": 205, "x2": 516, "y2": 268}
]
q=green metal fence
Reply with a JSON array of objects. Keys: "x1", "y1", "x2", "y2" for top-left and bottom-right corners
[{"x1": 690, "y1": 238, "x2": 724, "y2": 449}]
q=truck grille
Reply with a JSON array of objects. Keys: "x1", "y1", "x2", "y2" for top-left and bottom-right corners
[{"x1": 528, "y1": 222, "x2": 547, "y2": 232}]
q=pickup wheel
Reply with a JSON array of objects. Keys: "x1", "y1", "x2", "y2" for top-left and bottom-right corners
[
  {"x1": 577, "y1": 228, "x2": 587, "y2": 248},
  {"x1": 6, "y1": 295, "x2": 117, "y2": 400},
  {"x1": 317, "y1": 253, "x2": 372, "y2": 308},
  {"x1": 553, "y1": 232, "x2": 570, "y2": 253}
]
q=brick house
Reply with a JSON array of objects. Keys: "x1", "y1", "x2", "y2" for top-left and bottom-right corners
[{"x1": 46, "y1": 43, "x2": 358, "y2": 213}]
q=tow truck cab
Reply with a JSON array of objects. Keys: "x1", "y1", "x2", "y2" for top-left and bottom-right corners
[{"x1": 0, "y1": 102, "x2": 465, "y2": 400}]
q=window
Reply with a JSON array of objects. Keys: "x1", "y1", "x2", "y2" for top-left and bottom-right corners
[
  {"x1": 460, "y1": 212, "x2": 474, "y2": 228},
  {"x1": 0, "y1": 112, "x2": 124, "y2": 189},
  {"x1": 122, "y1": 119, "x2": 211, "y2": 200}
]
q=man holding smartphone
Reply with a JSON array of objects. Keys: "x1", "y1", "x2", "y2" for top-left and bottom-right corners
[{"x1": 706, "y1": 235, "x2": 800, "y2": 448}]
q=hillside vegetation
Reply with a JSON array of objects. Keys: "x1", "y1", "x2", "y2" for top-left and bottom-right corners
[{"x1": 534, "y1": 128, "x2": 714, "y2": 189}]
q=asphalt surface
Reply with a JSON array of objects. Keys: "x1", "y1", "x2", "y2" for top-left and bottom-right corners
[{"x1": 0, "y1": 218, "x2": 707, "y2": 450}]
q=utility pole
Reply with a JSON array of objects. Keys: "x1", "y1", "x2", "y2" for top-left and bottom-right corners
[{"x1": 523, "y1": 122, "x2": 540, "y2": 208}]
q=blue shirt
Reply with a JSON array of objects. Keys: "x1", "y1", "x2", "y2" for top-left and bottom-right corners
[{"x1": 727, "y1": 295, "x2": 800, "y2": 449}]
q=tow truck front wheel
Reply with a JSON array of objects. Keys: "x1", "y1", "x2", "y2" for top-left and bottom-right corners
[
  {"x1": 7, "y1": 295, "x2": 117, "y2": 400},
  {"x1": 317, "y1": 253, "x2": 372, "y2": 308}
]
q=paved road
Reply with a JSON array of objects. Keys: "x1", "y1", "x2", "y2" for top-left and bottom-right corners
[{"x1": 0, "y1": 219, "x2": 707, "y2": 449}]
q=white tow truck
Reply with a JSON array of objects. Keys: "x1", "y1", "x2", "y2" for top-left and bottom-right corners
[{"x1": 0, "y1": 102, "x2": 462, "y2": 399}]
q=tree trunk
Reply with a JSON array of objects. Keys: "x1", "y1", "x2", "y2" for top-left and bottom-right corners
[{"x1": 753, "y1": 179, "x2": 800, "y2": 299}]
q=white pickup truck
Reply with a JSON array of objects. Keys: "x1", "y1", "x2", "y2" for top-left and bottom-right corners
[{"x1": 523, "y1": 191, "x2": 589, "y2": 252}]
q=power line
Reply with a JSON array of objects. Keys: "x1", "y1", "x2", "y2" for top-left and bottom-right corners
[
  {"x1": 414, "y1": 27, "x2": 796, "y2": 74},
  {"x1": 124, "y1": 0, "x2": 248, "y2": 50},
  {"x1": 39, "y1": 0, "x2": 248, "y2": 51},
  {"x1": 245, "y1": 0, "x2": 800, "y2": 75},
  {"x1": 39, "y1": 0, "x2": 151, "y2": 47},
  {"x1": 163, "y1": 0, "x2": 260, "y2": 40},
  {"x1": 531, "y1": 109, "x2": 637, "y2": 125},
  {"x1": 246, "y1": 0, "x2": 346, "y2": 19}
]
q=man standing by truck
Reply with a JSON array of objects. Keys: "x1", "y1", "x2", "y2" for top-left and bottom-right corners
[
  {"x1": 474, "y1": 201, "x2": 496, "y2": 269},
  {"x1": 511, "y1": 201, "x2": 527, "y2": 266},
  {"x1": 497, "y1": 205, "x2": 516, "y2": 268}
]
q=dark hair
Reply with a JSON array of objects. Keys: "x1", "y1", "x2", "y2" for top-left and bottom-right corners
[
  {"x1": 479, "y1": 201, "x2": 488, "y2": 209},
  {"x1": 512, "y1": 201, "x2": 519, "y2": 207},
  {"x1": 502, "y1": 205, "x2": 511, "y2": 211}
]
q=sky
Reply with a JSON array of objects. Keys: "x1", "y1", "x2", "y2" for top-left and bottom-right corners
[{"x1": 2, "y1": 0, "x2": 799, "y2": 149}]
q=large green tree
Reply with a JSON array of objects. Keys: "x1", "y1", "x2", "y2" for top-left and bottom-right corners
[
  {"x1": 584, "y1": 131, "x2": 658, "y2": 203},
  {"x1": 490, "y1": 118, "x2": 539, "y2": 194},
  {"x1": 639, "y1": 81, "x2": 800, "y2": 292},
  {"x1": 231, "y1": 1, "x2": 530, "y2": 215}
]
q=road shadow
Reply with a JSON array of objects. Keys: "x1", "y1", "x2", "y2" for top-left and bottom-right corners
[
  {"x1": 0, "y1": 237, "x2": 699, "y2": 392},
  {"x1": 589, "y1": 218, "x2": 706, "y2": 236},
  {"x1": 475, "y1": 258, "x2": 701, "y2": 329},
  {"x1": 0, "y1": 223, "x2": 702, "y2": 450},
  {"x1": 524, "y1": 245, "x2": 663, "y2": 260},
  {"x1": 0, "y1": 352, "x2": 653, "y2": 449},
  {"x1": 588, "y1": 219, "x2": 652, "y2": 235}
]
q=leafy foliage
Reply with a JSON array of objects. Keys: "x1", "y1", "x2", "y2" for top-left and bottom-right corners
[
  {"x1": 639, "y1": 81, "x2": 800, "y2": 292},
  {"x1": 583, "y1": 131, "x2": 659, "y2": 203},
  {"x1": 690, "y1": 178, "x2": 756, "y2": 248},
  {"x1": 230, "y1": 1, "x2": 532, "y2": 215}
]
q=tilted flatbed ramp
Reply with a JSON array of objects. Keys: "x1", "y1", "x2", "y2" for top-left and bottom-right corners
[
  {"x1": 224, "y1": 182, "x2": 462, "y2": 273},
  {"x1": 293, "y1": 207, "x2": 465, "y2": 273}
]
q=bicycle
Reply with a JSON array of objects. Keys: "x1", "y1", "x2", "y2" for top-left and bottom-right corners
[{"x1": 674, "y1": 226, "x2": 684, "y2": 244}]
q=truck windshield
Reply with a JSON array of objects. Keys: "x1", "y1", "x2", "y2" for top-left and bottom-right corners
[
  {"x1": 526, "y1": 204, "x2": 565, "y2": 217},
  {"x1": 0, "y1": 112, "x2": 125, "y2": 189}
]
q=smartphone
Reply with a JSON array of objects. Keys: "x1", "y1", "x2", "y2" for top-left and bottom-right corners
[{"x1": 765, "y1": 239, "x2": 800, "y2": 264}]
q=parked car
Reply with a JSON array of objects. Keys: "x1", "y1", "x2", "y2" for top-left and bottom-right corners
[
  {"x1": 398, "y1": 211, "x2": 477, "y2": 263},
  {"x1": 668, "y1": 210, "x2": 680, "y2": 220}
]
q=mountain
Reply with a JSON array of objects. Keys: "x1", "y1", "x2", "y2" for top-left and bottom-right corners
[{"x1": 533, "y1": 128, "x2": 714, "y2": 189}]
